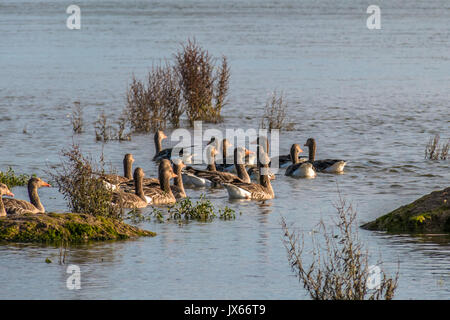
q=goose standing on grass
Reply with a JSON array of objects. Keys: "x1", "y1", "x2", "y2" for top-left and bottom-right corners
[
  {"x1": 3, "y1": 178, "x2": 51, "y2": 215},
  {"x1": 100, "y1": 153, "x2": 134, "y2": 190},
  {"x1": 183, "y1": 147, "x2": 253, "y2": 187},
  {"x1": 304, "y1": 138, "x2": 347, "y2": 173},
  {"x1": 143, "y1": 159, "x2": 178, "y2": 205},
  {"x1": 223, "y1": 146, "x2": 275, "y2": 200},
  {"x1": 0, "y1": 183, "x2": 14, "y2": 217},
  {"x1": 112, "y1": 167, "x2": 152, "y2": 208},
  {"x1": 152, "y1": 130, "x2": 195, "y2": 163},
  {"x1": 285, "y1": 144, "x2": 316, "y2": 178}
]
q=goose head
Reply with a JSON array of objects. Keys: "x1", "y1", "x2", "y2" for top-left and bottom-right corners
[
  {"x1": 290, "y1": 144, "x2": 303, "y2": 163},
  {"x1": 29, "y1": 177, "x2": 51, "y2": 189},
  {"x1": 304, "y1": 138, "x2": 316, "y2": 148},
  {"x1": 123, "y1": 153, "x2": 135, "y2": 179},
  {"x1": 0, "y1": 183, "x2": 14, "y2": 197},
  {"x1": 171, "y1": 158, "x2": 186, "y2": 173},
  {"x1": 234, "y1": 147, "x2": 253, "y2": 165},
  {"x1": 156, "y1": 130, "x2": 168, "y2": 142}
]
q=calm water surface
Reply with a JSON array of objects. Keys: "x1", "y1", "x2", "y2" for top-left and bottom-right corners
[{"x1": 0, "y1": 0, "x2": 449, "y2": 299}]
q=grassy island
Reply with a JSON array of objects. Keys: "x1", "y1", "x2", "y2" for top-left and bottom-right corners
[
  {"x1": 362, "y1": 187, "x2": 450, "y2": 233},
  {"x1": 0, "y1": 213, "x2": 155, "y2": 243}
]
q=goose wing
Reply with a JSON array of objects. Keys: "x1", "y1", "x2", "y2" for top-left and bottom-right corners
[
  {"x1": 143, "y1": 186, "x2": 176, "y2": 205},
  {"x1": 112, "y1": 191, "x2": 148, "y2": 208},
  {"x1": 312, "y1": 159, "x2": 347, "y2": 173},
  {"x1": 3, "y1": 198, "x2": 40, "y2": 215},
  {"x1": 223, "y1": 182, "x2": 273, "y2": 200}
]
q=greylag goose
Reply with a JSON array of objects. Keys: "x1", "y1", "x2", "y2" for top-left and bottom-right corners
[
  {"x1": 140, "y1": 159, "x2": 187, "y2": 199},
  {"x1": 100, "y1": 153, "x2": 134, "y2": 190},
  {"x1": 223, "y1": 147, "x2": 275, "y2": 200},
  {"x1": 0, "y1": 183, "x2": 14, "y2": 217},
  {"x1": 152, "y1": 130, "x2": 195, "y2": 163},
  {"x1": 285, "y1": 144, "x2": 316, "y2": 178},
  {"x1": 142, "y1": 159, "x2": 178, "y2": 205},
  {"x1": 3, "y1": 177, "x2": 51, "y2": 215},
  {"x1": 207, "y1": 137, "x2": 235, "y2": 172},
  {"x1": 304, "y1": 138, "x2": 347, "y2": 173},
  {"x1": 112, "y1": 167, "x2": 151, "y2": 208},
  {"x1": 183, "y1": 147, "x2": 252, "y2": 187},
  {"x1": 253, "y1": 136, "x2": 306, "y2": 168}
]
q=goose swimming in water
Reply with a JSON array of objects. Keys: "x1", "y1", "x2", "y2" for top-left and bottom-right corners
[
  {"x1": 100, "y1": 153, "x2": 134, "y2": 190},
  {"x1": 112, "y1": 167, "x2": 152, "y2": 208},
  {"x1": 142, "y1": 159, "x2": 178, "y2": 205},
  {"x1": 184, "y1": 146, "x2": 253, "y2": 187},
  {"x1": 252, "y1": 136, "x2": 306, "y2": 168},
  {"x1": 3, "y1": 177, "x2": 51, "y2": 215},
  {"x1": 304, "y1": 138, "x2": 347, "y2": 173},
  {"x1": 0, "y1": 183, "x2": 14, "y2": 217},
  {"x1": 223, "y1": 146, "x2": 275, "y2": 200},
  {"x1": 138, "y1": 159, "x2": 187, "y2": 199},
  {"x1": 152, "y1": 130, "x2": 195, "y2": 163},
  {"x1": 285, "y1": 144, "x2": 316, "y2": 178}
]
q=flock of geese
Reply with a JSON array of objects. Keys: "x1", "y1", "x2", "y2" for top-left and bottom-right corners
[{"x1": 0, "y1": 130, "x2": 347, "y2": 215}]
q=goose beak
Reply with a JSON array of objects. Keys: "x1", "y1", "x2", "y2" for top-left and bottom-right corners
[
  {"x1": 6, "y1": 191, "x2": 14, "y2": 197},
  {"x1": 162, "y1": 133, "x2": 168, "y2": 139},
  {"x1": 298, "y1": 147, "x2": 303, "y2": 153},
  {"x1": 171, "y1": 172, "x2": 178, "y2": 178},
  {"x1": 245, "y1": 149, "x2": 254, "y2": 156},
  {"x1": 42, "y1": 181, "x2": 51, "y2": 187}
]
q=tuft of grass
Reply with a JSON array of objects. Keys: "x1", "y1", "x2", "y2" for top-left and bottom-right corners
[
  {"x1": 94, "y1": 110, "x2": 131, "y2": 142},
  {"x1": 0, "y1": 167, "x2": 35, "y2": 189},
  {"x1": 425, "y1": 134, "x2": 449, "y2": 160},
  {"x1": 260, "y1": 90, "x2": 288, "y2": 131},
  {"x1": 282, "y1": 192, "x2": 399, "y2": 300},
  {"x1": 48, "y1": 143, "x2": 123, "y2": 219},
  {"x1": 149, "y1": 195, "x2": 236, "y2": 224},
  {"x1": 71, "y1": 102, "x2": 83, "y2": 134}
]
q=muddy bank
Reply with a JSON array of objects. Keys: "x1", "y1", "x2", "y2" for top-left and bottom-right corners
[
  {"x1": 362, "y1": 187, "x2": 450, "y2": 233},
  {"x1": 0, "y1": 212, "x2": 155, "y2": 243}
]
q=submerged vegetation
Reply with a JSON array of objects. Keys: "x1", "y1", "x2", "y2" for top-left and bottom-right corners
[
  {"x1": 0, "y1": 213, "x2": 154, "y2": 243},
  {"x1": 362, "y1": 187, "x2": 450, "y2": 233},
  {"x1": 49, "y1": 144, "x2": 123, "y2": 219},
  {"x1": 260, "y1": 90, "x2": 293, "y2": 131},
  {"x1": 425, "y1": 134, "x2": 449, "y2": 160},
  {"x1": 125, "y1": 38, "x2": 230, "y2": 132},
  {"x1": 282, "y1": 194, "x2": 398, "y2": 300},
  {"x1": 0, "y1": 167, "x2": 34, "y2": 189},
  {"x1": 127, "y1": 196, "x2": 237, "y2": 224},
  {"x1": 70, "y1": 102, "x2": 83, "y2": 134},
  {"x1": 94, "y1": 110, "x2": 131, "y2": 142}
]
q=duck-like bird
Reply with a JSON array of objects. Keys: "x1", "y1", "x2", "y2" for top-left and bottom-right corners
[
  {"x1": 142, "y1": 159, "x2": 178, "y2": 205},
  {"x1": 285, "y1": 144, "x2": 316, "y2": 178},
  {"x1": 253, "y1": 136, "x2": 306, "y2": 168},
  {"x1": 137, "y1": 159, "x2": 187, "y2": 199},
  {"x1": 99, "y1": 153, "x2": 134, "y2": 190},
  {"x1": 3, "y1": 177, "x2": 51, "y2": 215},
  {"x1": 152, "y1": 130, "x2": 195, "y2": 163},
  {"x1": 112, "y1": 167, "x2": 152, "y2": 208},
  {"x1": 183, "y1": 146, "x2": 253, "y2": 187},
  {"x1": 223, "y1": 146, "x2": 275, "y2": 200},
  {"x1": 0, "y1": 183, "x2": 14, "y2": 217},
  {"x1": 304, "y1": 138, "x2": 347, "y2": 173}
]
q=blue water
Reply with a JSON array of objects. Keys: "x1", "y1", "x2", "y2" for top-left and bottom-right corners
[{"x1": 0, "y1": 0, "x2": 449, "y2": 299}]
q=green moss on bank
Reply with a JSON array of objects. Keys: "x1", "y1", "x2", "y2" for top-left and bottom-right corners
[
  {"x1": 0, "y1": 213, "x2": 155, "y2": 243},
  {"x1": 361, "y1": 187, "x2": 450, "y2": 233}
]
